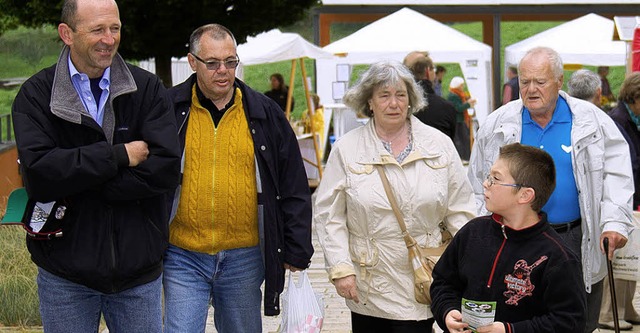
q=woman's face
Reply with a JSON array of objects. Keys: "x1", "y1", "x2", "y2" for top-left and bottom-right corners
[
  {"x1": 368, "y1": 81, "x2": 409, "y2": 127},
  {"x1": 270, "y1": 76, "x2": 281, "y2": 90}
]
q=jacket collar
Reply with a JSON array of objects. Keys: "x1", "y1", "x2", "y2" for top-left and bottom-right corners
[
  {"x1": 354, "y1": 116, "x2": 443, "y2": 166},
  {"x1": 177, "y1": 73, "x2": 269, "y2": 121},
  {"x1": 49, "y1": 45, "x2": 136, "y2": 143}
]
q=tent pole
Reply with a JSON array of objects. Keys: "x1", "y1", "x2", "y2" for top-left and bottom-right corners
[
  {"x1": 300, "y1": 58, "x2": 323, "y2": 179},
  {"x1": 286, "y1": 60, "x2": 297, "y2": 121}
]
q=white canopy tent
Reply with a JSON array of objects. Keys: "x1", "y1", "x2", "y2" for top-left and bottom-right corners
[
  {"x1": 316, "y1": 7, "x2": 493, "y2": 128},
  {"x1": 504, "y1": 13, "x2": 627, "y2": 70}
]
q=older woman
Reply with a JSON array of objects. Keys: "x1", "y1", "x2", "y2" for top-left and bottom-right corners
[{"x1": 314, "y1": 60, "x2": 476, "y2": 333}]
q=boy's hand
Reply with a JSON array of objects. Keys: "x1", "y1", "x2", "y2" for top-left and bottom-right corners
[
  {"x1": 476, "y1": 322, "x2": 506, "y2": 333},
  {"x1": 445, "y1": 310, "x2": 471, "y2": 332}
]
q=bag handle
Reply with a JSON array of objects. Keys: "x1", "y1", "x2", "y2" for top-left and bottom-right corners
[
  {"x1": 375, "y1": 165, "x2": 414, "y2": 247},
  {"x1": 375, "y1": 165, "x2": 451, "y2": 254}
]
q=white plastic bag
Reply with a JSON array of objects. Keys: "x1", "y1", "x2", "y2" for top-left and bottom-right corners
[
  {"x1": 278, "y1": 270, "x2": 324, "y2": 333},
  {"x1": 612, "y1": 213, "x2": 640, "y2": 281}
]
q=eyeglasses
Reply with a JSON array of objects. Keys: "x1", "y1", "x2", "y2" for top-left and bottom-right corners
[
  {"x1": 191, "y1": 53, "x2": 240, "y2": 71},
  {"x1": 485, "y1": 174, "x2": 527, "y2": 189}
]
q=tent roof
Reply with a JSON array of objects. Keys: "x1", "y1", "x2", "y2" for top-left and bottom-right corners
[
  {"x1": 504, "y1": 13, "x2": 627, "y2": 67},
  {"x1": 323, "y1": 7, "x2": 491, "y2": 62},
  {"x1": 237, "y1": 29, "x2": 333, "y2": 65}
]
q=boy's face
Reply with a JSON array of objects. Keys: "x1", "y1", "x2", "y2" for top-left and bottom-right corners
[{"x1": 483, "y1": 158, "x2": 522, "y2": 214}]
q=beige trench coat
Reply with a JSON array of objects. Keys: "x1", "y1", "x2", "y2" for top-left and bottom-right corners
[{"x1": 314, "y1": 116, "x2": 476, "y2": 321}]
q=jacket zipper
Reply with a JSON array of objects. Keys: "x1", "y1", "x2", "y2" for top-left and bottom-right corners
[{"x1": 487, "y1": 225, "x2": 508, "y2": 288}]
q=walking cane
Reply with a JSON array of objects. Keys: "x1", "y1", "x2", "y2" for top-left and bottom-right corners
[{"x1": 604, "y1": 237, "x2": 620, "y2": 333}]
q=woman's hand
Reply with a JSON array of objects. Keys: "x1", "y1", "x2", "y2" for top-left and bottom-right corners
[
  {"x1": 445, "y1": 310, "x2": 471, "y2": 332},
  {"x1": 334, "y1": 275, "x2": 359, "y2": 303}
]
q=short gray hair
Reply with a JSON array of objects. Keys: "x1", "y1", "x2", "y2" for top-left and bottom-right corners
[
  {"x1": 343, "y1": 60, "x2": 426, "y2": 118},
  {"x1": 568, "y1": 69, "x2": 601, "y2": 101},
  {"x1": 519, "y1": 46, "x2": 564, "y2": 80},
  {"x1": 189, "y1": 23, "x2": 237, "y2": 55}
]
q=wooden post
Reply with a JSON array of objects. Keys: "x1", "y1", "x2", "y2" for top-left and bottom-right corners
[
  {"x1": 285, "y1": 59, "x2": 297, "y2": 120},
  {"x1": 299, "y1": 58, "x2": 323, "y2": 179}
]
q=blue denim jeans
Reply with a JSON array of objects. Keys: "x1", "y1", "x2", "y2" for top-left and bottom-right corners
[
  {"x1": 163, "y1": 244, "x2": 265, "y2": 333},
  {"x1": 37, "y1": 268, "x2": 162, "y2": 333}
]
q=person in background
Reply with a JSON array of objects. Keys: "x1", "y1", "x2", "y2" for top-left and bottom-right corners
[
  {"x1": 598, "y1": 66, "x2": 616, "y2": 104},
  {"x1": 302, "y1": 93, "x2": 325, "y2": 145},
  {"x1": 502, "y1": 65, "x2": 520, "y2": 105},
  {"x1": 434, "y1": 65, "x2": 446, "y2": 96},
  {"x1": 568, "y1": 69, "x2": 602, "y2": 108},
  {"x1": 431, "y1": 143, "x2": 586, "y2": 333},
  {"x1": 264, "y1": 72, "x2": 294, "y2": 112},
  {"x1": 11, "y1": 0, "x2": 181, "y2": 331},
  {"x1": 468, "y1": 46, "x2": 634, "y2": 333},
  {"x1": 314, "y1": 60, "x2": 476, "y2": 333},
  {"x1": 447, "y1": 76, "x2": 476, "y2": 161},
  {"x1": 164, "y1": 24, "x2": 313, "y2": 333},
  {"x1": 403, "y1": 51, "x2": 457, "y2": 140},
  {"x1": 598, "y1": 72, "x2": 640, "y2": 330}
]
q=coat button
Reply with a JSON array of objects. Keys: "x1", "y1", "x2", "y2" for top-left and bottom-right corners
[
  {"x1": 277, "y1": 248, "x2": 282, "y2": 253},
  {"x1": 261, "y1": 145, "x2": 266, "y2": 151},
  {"x1": 276, "y1": 195, "x2": 281, "y2": 200},
  {"x1": 251, "y1": 129, "x2": 256, "y2": 134}
]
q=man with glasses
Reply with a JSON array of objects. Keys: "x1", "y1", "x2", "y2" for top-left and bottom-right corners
[
  {"x1": 164, "y1": 23, "x2": 313, "y2": 333},
  {"x1": 11, "y1": 0, "x2": 181, "y2": 331},
  {"x1": 467, "y1": 46, "x2": 634, "y2": 333}
]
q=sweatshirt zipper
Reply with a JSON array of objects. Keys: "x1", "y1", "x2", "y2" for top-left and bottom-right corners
[{"x1": 487, "y1": 225, "x2": 508, "y2": 288}]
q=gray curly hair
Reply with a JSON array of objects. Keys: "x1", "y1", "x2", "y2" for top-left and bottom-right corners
[{"x1": 343, "y1": 60, "x2": 426, "y2": 118}]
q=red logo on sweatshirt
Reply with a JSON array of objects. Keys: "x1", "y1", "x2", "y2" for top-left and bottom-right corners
[{"x1": 503, "y1": 256, "x2": 548, "y2": 305}]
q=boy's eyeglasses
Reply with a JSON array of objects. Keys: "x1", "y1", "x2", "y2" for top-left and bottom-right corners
[
  {"x1": 191, "y1": 53, "x2": 240, "y2": 71},
  {"x1": 485, "y1": 174, "x2": 528, "y2": 188}
]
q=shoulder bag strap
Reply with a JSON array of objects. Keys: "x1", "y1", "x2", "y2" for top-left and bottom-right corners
[{"x1": 375, "y1": 165, "x2": 416, "y2": 248}]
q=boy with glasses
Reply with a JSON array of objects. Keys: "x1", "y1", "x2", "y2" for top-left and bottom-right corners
[{"x1": 431, "y1": 143, "x2": 586, "y2": 333}]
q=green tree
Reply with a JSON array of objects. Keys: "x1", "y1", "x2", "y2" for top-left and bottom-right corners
[{"x1": 1, "y1": 0, "x2": 318, "y2": 86}]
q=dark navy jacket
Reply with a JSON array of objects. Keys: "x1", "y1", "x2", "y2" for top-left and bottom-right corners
[
  {"x1": 431, "y1": 214, "x2": 586, "y2": 333},
  {"x1": 12, "y1": 46, "x2": 181, "y2": 293}
]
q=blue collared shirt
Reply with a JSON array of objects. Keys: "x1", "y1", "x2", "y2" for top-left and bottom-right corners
[
  {"x1": 69, "y1": 56, "x2": 110, "y2": 127},
  {"x1": 521, "y1": 96, "x2": 581, "y2": 223}
]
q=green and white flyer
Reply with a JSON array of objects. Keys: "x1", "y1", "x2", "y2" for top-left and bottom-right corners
[{"x1": 461, "y1": 298, "x2": 496, "y2": 331}]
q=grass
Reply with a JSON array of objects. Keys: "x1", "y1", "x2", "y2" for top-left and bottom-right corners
[{"x1": 0, "y1": 226, "x2": 40, "y2": 328}]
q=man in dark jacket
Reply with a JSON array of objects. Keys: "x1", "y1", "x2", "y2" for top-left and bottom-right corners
[
  {"x1": 163, "y1": 24, "x2": 313, "y2": 333},
  {"x1": 502, "y1": 65, "x2": 520, "y2": 105},
  {"x1": 403, "y1": 51, "x2": 457, "y2": 141},
  {"x1": 11, "y1": 0, "x2": 181, "y2": 332}
]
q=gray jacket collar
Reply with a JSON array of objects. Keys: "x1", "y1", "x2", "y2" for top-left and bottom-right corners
[{"x1": 49, "y1": 45, "x2": 137, "y2": 143}]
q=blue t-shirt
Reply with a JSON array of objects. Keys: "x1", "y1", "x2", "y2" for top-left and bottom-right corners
[{"x1": 521, "y1": 96, "x2": 581, "y2": 223}]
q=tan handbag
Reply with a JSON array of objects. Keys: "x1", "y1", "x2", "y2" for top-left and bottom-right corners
[{"x1": 375, "y1": 165, "x2": 452, "y2": 304}]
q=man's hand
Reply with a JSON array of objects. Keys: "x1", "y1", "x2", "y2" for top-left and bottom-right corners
[
  {"x1": 284, "y1": 263, "x2": 304, "y2": 272},
  {"x1": 601, "y1": 231, "x2": 628, "y2": 260},
  {"x1": 334, "y1": 275, "x2": 359, "y2": 303},
  {"x1": 445, "y1": 310, "x2": 471, "y2": 332},
  {"x1": 124, "y1": 141, "x2": 149, "y2": 167}
]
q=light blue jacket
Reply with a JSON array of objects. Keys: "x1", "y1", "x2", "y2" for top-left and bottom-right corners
[{"x1": 468, "y1": 90, "x2": 634, "y2": 290}]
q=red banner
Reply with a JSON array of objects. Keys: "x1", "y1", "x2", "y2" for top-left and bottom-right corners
[{"x1": 633, "y1": 25, "x2": 640, "y2": 72}]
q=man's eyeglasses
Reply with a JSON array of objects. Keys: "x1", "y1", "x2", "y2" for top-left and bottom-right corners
[
  {"x1": 485, "y1": 174, "x2": 528, "y2": 189},
  {"x1": 191, "y1": 53, "x2": 240, "y2": 71}
]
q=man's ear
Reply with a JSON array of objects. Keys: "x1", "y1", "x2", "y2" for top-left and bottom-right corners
[{"x1": 58, "y1": 23, "x2": 73, "y2": 46}]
